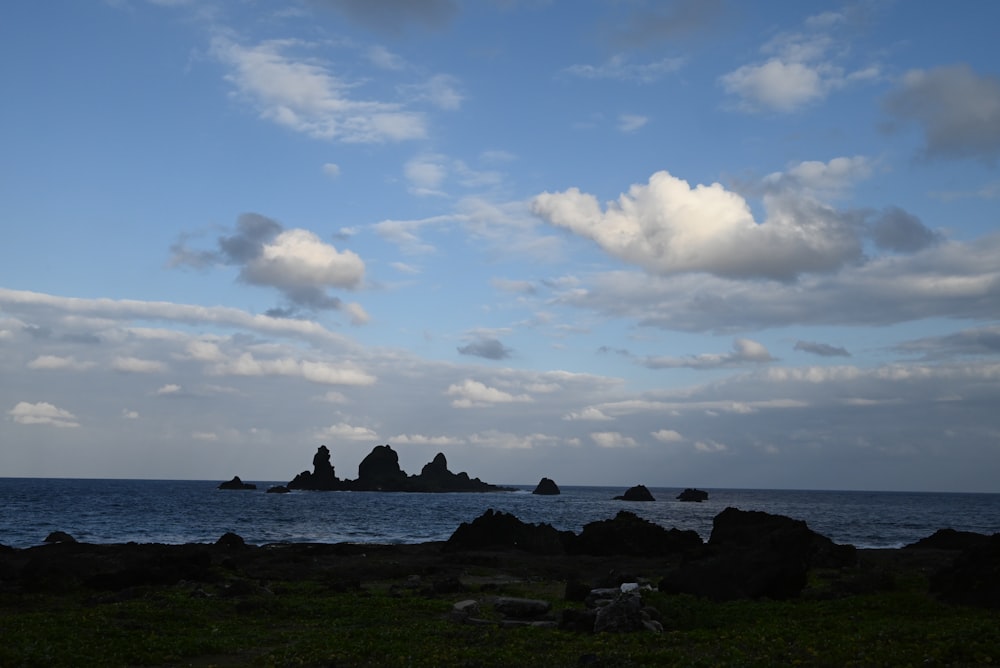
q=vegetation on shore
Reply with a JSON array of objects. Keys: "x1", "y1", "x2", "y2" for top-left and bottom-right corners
[{"x1": 2, "y1": 548, "x2": 998, "y2": 667}]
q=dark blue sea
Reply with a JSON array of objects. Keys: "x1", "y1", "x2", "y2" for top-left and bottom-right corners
[{"x1": 2, "y1": 479, "x2": 999, "y2": 550}]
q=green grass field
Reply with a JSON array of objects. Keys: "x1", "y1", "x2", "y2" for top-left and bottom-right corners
[{"x1": 2, "y1": 564, "x2": 998, "y2": 667}]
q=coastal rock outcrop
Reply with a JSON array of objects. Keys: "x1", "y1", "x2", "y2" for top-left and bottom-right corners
[
  {"x1": 659, "y1": 507, "x2": 856, "y2": 601},
  {"x1": 218, "y1": 476, "x2": 256, "y2": 491},
  {"x1": 614, "y1": 485, "x2": 655, "y2": 502},
  {"x1": 676, "y1": 488, "x2": 708, "y2": 502},
  {"x1": 444, "y1": 509, "x2": 575, "y2": 554},
  {"x1": 288, "y1": 445, "x2": 341, "y2": 490},
  {"x1": 532, "y1": 477, "x2": 560, "y2": 495},
  {"x1": 572, "y1": 511, "x2": 702, "y2": 557},
  {"x1": 929, "y1": 533, "x2": 1000, "y2": 609},
  {"x1": 287, "y1": 445, "x2": 509, "y2": 493}
]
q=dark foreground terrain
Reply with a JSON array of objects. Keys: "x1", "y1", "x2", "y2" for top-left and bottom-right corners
[{"x1": 1, "y1": 514, "x2": 999, "y2": 667}]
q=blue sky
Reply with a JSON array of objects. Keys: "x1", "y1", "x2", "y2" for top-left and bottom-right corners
[{"x1": 2, "y1": 0, "x2": 999, "y2": 491}]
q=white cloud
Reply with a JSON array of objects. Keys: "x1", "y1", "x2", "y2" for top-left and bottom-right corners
[
  {"x1": 405, "y1": 155, "x2": 448, "y2": 194},
  {"x1": 112, "y1": 356, "x2": 168, "y2": 373},
  {"x1": 722, "y1": 58, "x2": 826, "y2": 113},
  {"x1": 618, "y1": 114, "x2": 648, "y2": 133},
  {"x1": 643, "y1": 338, "x2": 775, "y2": 370},
  {"x1": 322, "y1": 162, "x2": 341, "y2": 178},
  {"x1": 244, "y1": 228, "x2": 364, "y2": 292},
  {"x1": 209, "y1": 352, "x2": 376, "y2": 386},
  {"x1": 563, "y1": 407, "x2": 614, "y2": 421},
  {"x1": 8, "y1": 401, "x2": 80, "y2": 428},
  {"x1": 652, "y1": 429, "x2": 684, "y2": 443},
  {"x1": 315, "y1": 422, "x2": 378, "y2": 441},
  {"x1": 467, "y1": 430, "x2": 560, "y2": 450},
  {"x1": 405, "y1": 74, "x2": 463, "y2": 110},
  {"x1": 694, "y1": 439, "x2": 728, "y2": 453},
  {"x1": 122, "y1": 409, "x2": 140, "y2": 419},
  {"x1": 211, "y1": 35, "x2": 425, "y2": 143},
  {"x1": 389, "y1": 433, "x2": 463, "y2": 446},
  {"x1": 27, "y1": 355, "x2": 95, "y2": 371},
  {"x1": 155, "y1": 384, "x2": 182, "y2": 395},
  {"x1": 564, "y1": 54, "x2": 685, "y2": 83},
  {"x1": 591, "y1": 431, "x2": 637, "y2": 448},
  {"x1": 533, "y1": 165, "x2": 863, "y2": 281},
  {"x1": 192, "y1": 431, "x2": 220, "y2": 441},
  {"x1": 367, "y1": 45, "x2": 406, "y2": 70},
  {"x1": 445, "y1": 379, "x2": 533, "y2": 408},
  {"x1": 343, "y1": 302, "x2": 370, "y2": 326}
]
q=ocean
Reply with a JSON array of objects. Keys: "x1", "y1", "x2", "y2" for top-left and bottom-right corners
[{"x1": 2, "y1": 478, "x2": 999, "y2": 550}]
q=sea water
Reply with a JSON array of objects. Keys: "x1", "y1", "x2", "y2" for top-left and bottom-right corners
[{"x1": 1, "y1": 478, "x2": 999, "y2": 549}]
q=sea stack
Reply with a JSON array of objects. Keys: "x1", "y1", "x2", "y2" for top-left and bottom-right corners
[
  {"x1": 532, "y1": 477, "x2": 561, "y2": 495},
  {"x1": 614, "y1": 484, "x2": 655, "y2": 502},
  {"x1": 677, "y1": 488, "x2": 709, "y2": 502},
  {"x1": 218, "y1": 476, "x2": 256, "y2": 490}
]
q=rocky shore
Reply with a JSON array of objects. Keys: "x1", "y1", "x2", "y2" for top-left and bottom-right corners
[{"x1": 3, "y1": 507, "x2": 996, "y2": 610}]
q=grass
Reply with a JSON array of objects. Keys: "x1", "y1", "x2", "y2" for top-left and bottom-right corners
[{"x1": 1, "y1": 568, "x2": 998, "y2": 667}]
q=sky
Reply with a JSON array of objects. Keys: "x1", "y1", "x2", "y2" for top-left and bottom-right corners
[{"x1": 2, "y1": 0, "x2": 999, "y2": 491}]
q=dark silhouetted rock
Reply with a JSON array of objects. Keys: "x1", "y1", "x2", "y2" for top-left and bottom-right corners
[
  {"x1": 573, "y1": 511, "x2": 702, "y2": 557},
  {"x1": 266, "y1": 485, "x2": 290, "y2": 494},
  {"x1": 659, "y1": 507, "x2": 856, "y2": 601},
  {"x1": 929, "y1": 533, "x2": 1000, "y2": 608},
  {"x1": 409, "y1": 452, "x2": 506, "y2": 492},
  {"x1": 532, "y1": 477, "x2": 560, "y2": 495},
  {"x1": 43, "y1": 531, "x2": 76, "y2": 544},
  {"x1": 216, "y1": 532, "x2": 246, "y2": 548},
  {"x1": 218, "y1": 476, "x2": 256, "y2": 490},
  {"x1": 357, "y1": 444, "x2": 408, "y2": 490},
  {"x1": 288, "y1": 445, "x2": 343, "y2": 490},
  {"x1": 676, "y1": 488, "x2": 708, "y2": 502},
  {"x1": 444, "y1": 509, "x2": 575, "y2": 554},
  {"x1": 614, "y1": 485, "x2": 655, "y2": 502},
  {"x1": 905, "y1": 528, "x2": 991, "y2": 551},
  {"x1": 288, "y1": 445, "x2": 510, "y2": 493}
]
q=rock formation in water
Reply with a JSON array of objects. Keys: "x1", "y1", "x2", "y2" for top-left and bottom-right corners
[
  {"x1": 288, "y1": 445, "x2": 341, "y2": 490},
  {"x1": 613, "y1": 484, "x2": 655, "y2": 502},
  {"x1": 676, "y1": 488, "x2": 708, "y2": 502},
  {"x1": 218, "y1": 476, "x2": 256, "y2": 490},
  {"x1": 532, "y1": 477, "x2": 561, "y2": 495},
  {"x1": 287, "y1": 445, "x2": 510, "y2": 493}
]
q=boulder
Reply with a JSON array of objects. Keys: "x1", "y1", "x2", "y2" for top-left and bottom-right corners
[
  {"x1": 532, "y1": 477, "x2": 561, "y2": 495},
  {"x1": 929, "y1": 533, "x2": 1000, "y2": 608},
  {"x1": 266, "y1": 485, "x2": 290, "y2": 494},
  {"x1": 573, "y1": 510, "x2": 702, "y2": 557},
  {"x1": 493, "y1": 597, "x2": 551, "y2": 619},
  {"x1": 216, "y1": 532, "x2": 246, "y2": 548},
  {"x1": 43, "y1": 531, "x2": 76, "y2": 544},
  {"x1": 659, "y1": 507, "x2": 856, "y2": 601},
  {"x1": 676, "y1": 488, "x2": 708, "y2": 502},
  {"x1": 218, "y1": 476, "x2": 256, "y2": 490},
  {"x1": 593, "y1": 592, "x2": 661, "y2": 633},
  {"x1": 614, "y1": 485, "x2": 655, "y2": 502},
  {"x1": 444, "y1": 509, "x2": 575, "y2": 554},
  {"x1": 905, "y1": 528, "x2": 991, "y2": 551}
]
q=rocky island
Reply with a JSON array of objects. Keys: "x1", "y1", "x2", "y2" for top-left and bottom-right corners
[{"x1": 287, "y1": 444, "x2": 511, "y2": 493}]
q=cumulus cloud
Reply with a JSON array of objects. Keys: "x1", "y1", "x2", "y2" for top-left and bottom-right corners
[
  {"x1": 883, "y1": 65, "x2": 1000, "y2": 163},
  {"x1": 720, "y1": 16, "x2": 879, "y2": 113},
  {"x1": 457, "y1": 337, "x2": 513, "y2": 360},
  {"x1": 8, "y1": 401, "x2": 80, "y2": 428},
  {"x1": 532, "y1": 165, "x2": 864, "y2": 281},
  {"x1": 316, "y1": 0, "x2": 459, "y2": 35},
  {"x1": 170, "y1": 213, "x2": 365, "y2": 315},
  {"x1": 794, "y1": 340, "x2": 851, "y2": 357},
  {"x1": 642, "y1": 338, "x2": 775, "y2": 370},
  {"x1": 322, "y1": 163, "x2": 341, "y2": 179},
  {"x1": 211, "y1": 35, "x2": 425, "y2": 143},
  {"x1": 651, "y1": 429, "x2": 684, "y2": 443},
  {"x1": 591, "y1": 431, "x2": 637, "y2": 448},
  {"x1": 389, "y1": 433, "x2": 463, "y2": 446},
  {"x1": 563, "y1": 407, "x2": 614, "y2": 421},
  {"x1": 155, "y1": 384, "x2": 182, "y2": 396},
  {"x1": 445, "y1": 379, "x2": 532, "y2": 408},
  {"x1": 314, "y1": 422, "x2": 378, "y2": 441},
  {"x1": 564, "y1": 54, "x2": 685, "y2": 83}
]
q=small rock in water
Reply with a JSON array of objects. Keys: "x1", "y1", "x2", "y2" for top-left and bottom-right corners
[{"x1": 43, "y1": 531, "x2": 76, "y2": 544}]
